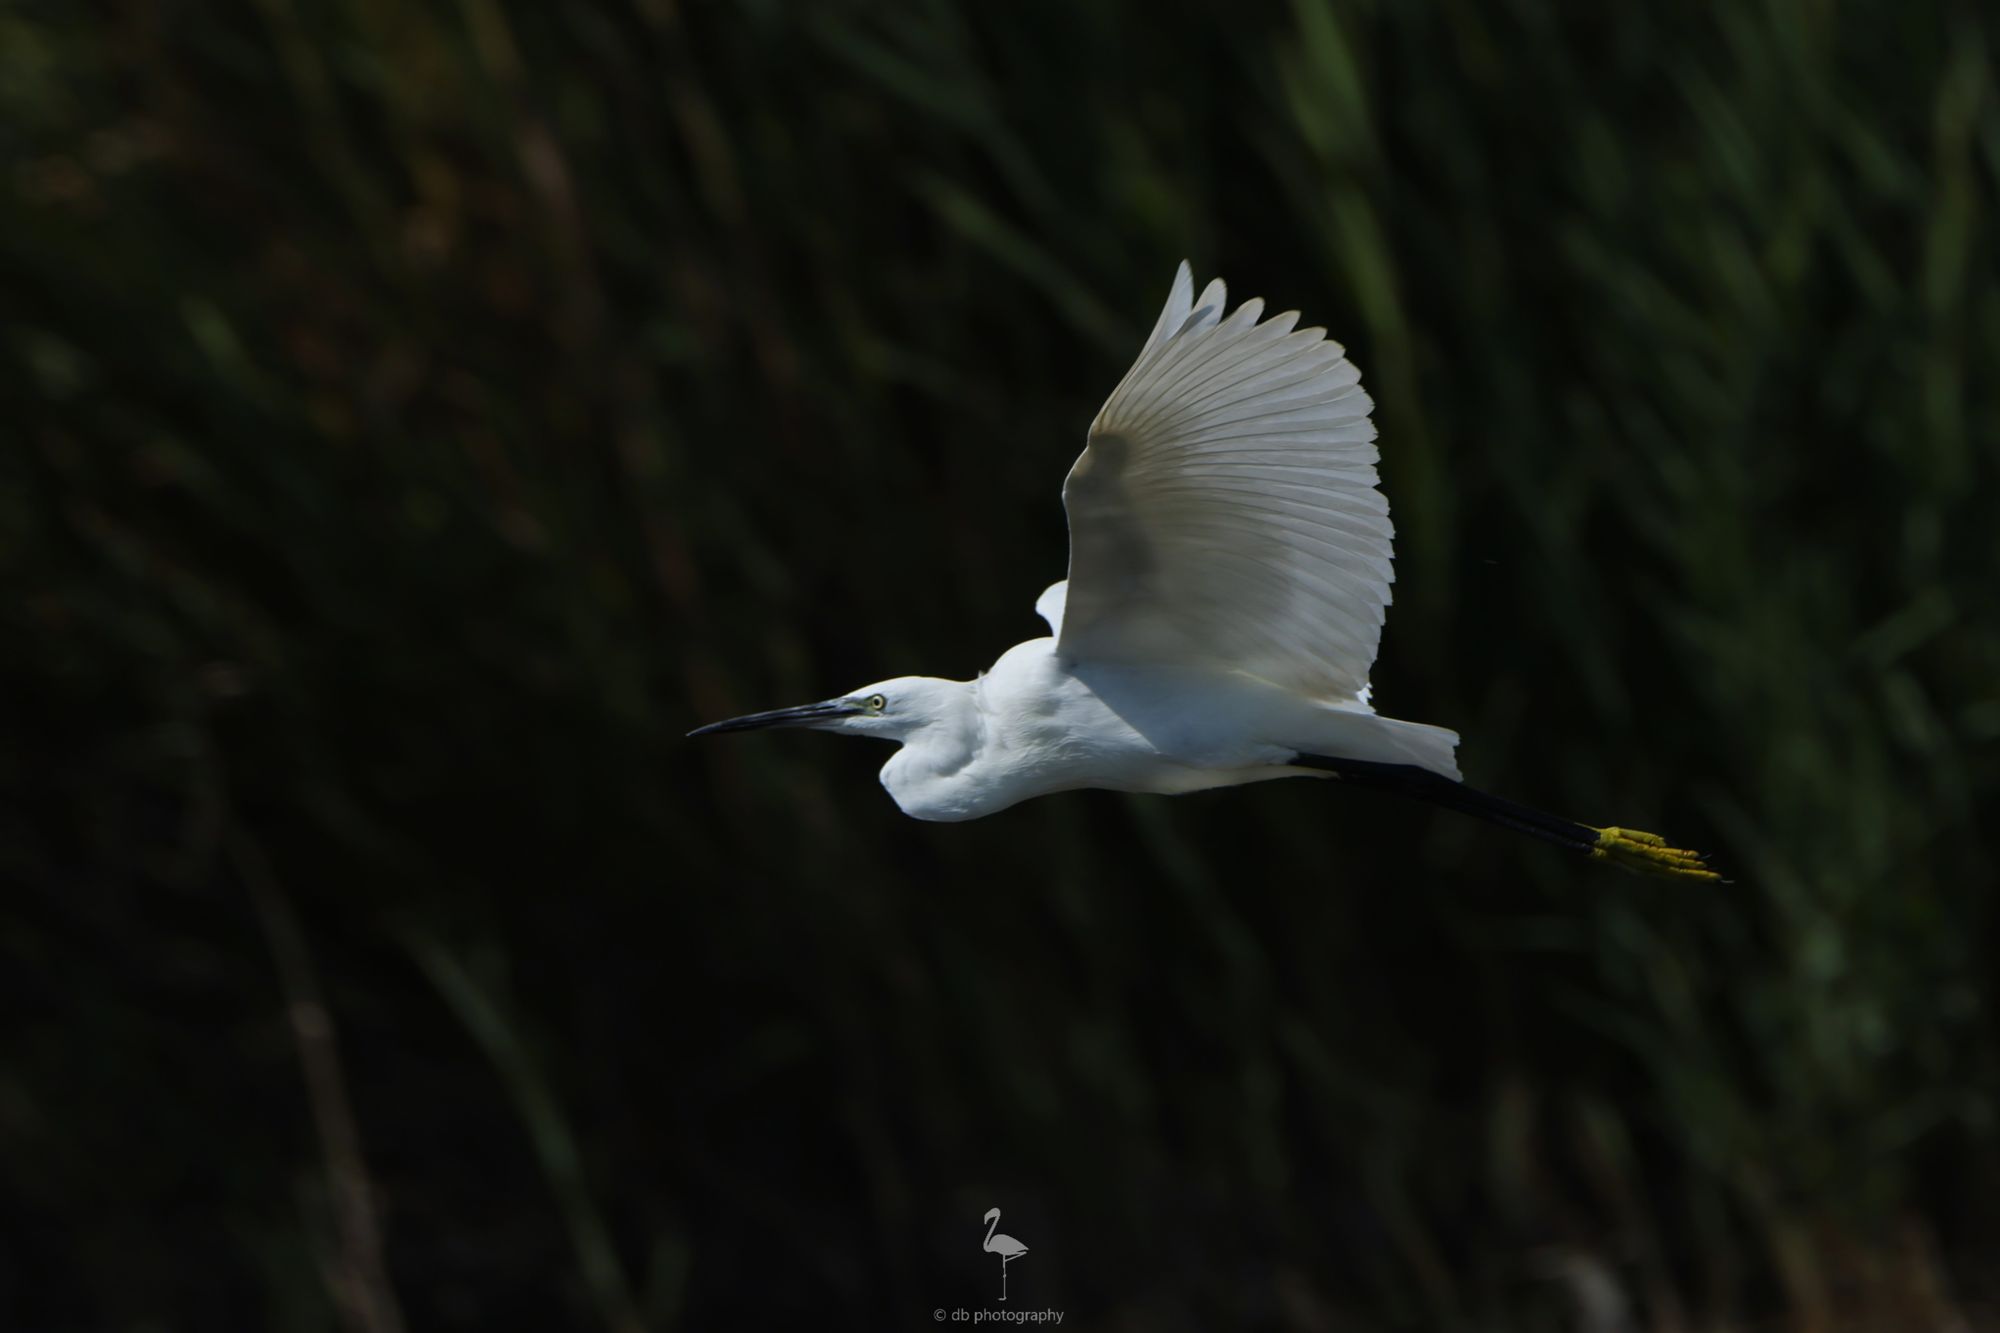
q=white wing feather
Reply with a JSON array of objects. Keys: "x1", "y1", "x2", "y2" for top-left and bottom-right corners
[
  {"x1": 1035, "y1": 580, "x2": 1068, "y2": 635},
  {"x1": 1055, "y1": 262, "x2": 1392, "y2": 700}
]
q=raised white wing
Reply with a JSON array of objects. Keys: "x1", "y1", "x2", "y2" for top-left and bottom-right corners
[
  {"x1": 1034, "y1": 580, "x2": 1068, "y2": 635},
  {"x1": 1055, "y1": 263, "x2": 1392, "y2": 700}
]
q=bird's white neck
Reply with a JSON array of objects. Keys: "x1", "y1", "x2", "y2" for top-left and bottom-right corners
[{"x1": 876, "y1": 679, "x2": 984, "y2": 821}]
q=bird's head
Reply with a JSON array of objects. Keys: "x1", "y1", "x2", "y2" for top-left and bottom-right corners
[
  {"x1": 689, "y1": 676, "x2": 965, "y2": 745},
  {"x1": 983, "y1": 1207, "x2": 1000, "y2": 1225}
]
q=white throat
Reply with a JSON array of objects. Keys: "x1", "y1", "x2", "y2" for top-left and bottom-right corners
[{"x1": 875, "y1": 681, "x2": 983, "y2": 821}]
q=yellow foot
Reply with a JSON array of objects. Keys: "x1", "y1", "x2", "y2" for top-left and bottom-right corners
[{"x1": 1588, "y1": 826, "x2": 1725, "y2": 881}]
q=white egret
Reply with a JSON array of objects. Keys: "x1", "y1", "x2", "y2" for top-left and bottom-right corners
[{"x1": 694, "y1": 264, "x2": 1717, "y2": 879}]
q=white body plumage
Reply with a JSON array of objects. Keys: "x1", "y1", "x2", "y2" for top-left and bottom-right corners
[{"x1": 870, "y1": 631, "x2": 1457, "y2": 822}]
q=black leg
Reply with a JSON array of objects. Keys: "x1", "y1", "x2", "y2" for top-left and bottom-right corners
[{"x1": 1292, "y1": 754, "x2": 1722, "y2": 880}]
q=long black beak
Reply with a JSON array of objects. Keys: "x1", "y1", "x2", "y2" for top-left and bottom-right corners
[{"x1": 687, "y1": 699, "x2": 862, "y2": 737}]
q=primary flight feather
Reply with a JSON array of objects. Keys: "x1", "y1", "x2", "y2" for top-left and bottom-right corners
[{"x1": 694, "y1": 263, "x2": 1717, "y2": 879}]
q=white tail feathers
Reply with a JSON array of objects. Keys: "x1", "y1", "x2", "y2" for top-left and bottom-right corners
[
  {"x1": 1296, "y1": 708, "x2": 1462, "y2": 782},
  {"x1": 1376, "y1": 717, "x2": 1462, "y2": 782}
]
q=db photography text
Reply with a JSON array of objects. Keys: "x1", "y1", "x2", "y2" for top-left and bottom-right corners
[{"x1": 934, "y1": 1308, "x2": 1065, "y2": 1324}]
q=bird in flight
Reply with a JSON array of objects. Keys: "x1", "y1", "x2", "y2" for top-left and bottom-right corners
[{"x1": 694, "y1": 264, "x2": 1717, "y2": 879}]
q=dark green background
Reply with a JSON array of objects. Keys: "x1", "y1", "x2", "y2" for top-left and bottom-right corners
[{"x1": 5, "y1": 2, "x2": 1998, "y2": 1329}]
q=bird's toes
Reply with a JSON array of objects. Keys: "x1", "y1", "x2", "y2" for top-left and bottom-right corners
[{"x1": 1588, "y1": 826, "x2": 1726, "y2": 882}]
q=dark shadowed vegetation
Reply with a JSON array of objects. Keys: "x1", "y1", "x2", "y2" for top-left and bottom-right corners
[{"x1": 4, "y1": 2, "x2": 1999, "y2": 1329}]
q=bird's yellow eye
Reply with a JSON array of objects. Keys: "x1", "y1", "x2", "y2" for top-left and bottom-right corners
[{"x1": 866, "y1": 694, "x2": 887, "y2": 712}]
